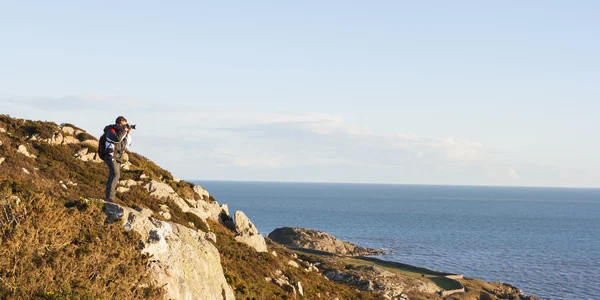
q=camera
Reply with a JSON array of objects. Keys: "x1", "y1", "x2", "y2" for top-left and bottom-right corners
[{"x1": 125, "y1": 124, "x2": 137, "y2": 130}]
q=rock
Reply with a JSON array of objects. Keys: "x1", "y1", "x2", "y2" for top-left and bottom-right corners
[
  {"x1": 116, "y1": 186, "x2": 130, "y2": 194},
  {"x1": 119, "y1": 179, "x2": 137, "y2": 187},
  {"x1": 17, "y1": 145, "x2": 36, "y2": 158},
  {"x1": 0, "y1": 128, "x2": 5, "y2": 133},
  {"x1": 145, "y1": 180, "x2": 177, "y2": 200},
  {"x1": 62, "y1": 135, "x2": 78, "y2": 145},
  {"x1": 159, "y1": 204, "x2": 170, "y2": 212},
  {"x1": 205, "y1": 232, "x2": 217, "y2": 243},
  {"x1": 0, "y1": 140, "x2": 2, "y2": 146},
  {"x1": 159, "y1": 211, "x2": 172, "y2": 220},
  {"x1": 22, "y1": 168, "x2": 30, "y2": 174},
  {"x1": 123, "y1": 179, "x2": 137, "y2": 187},
  {"x1": 297, "y1": 282, "x2": 304, "y2": 297},
  {"x1": 61, "y1": 126, "x2": 75, "y2": 135},
  {"x1": 173, "y1": 177, "x2": 181, "y2": 183},
  {"x1": 140, "y1": 173, "x2": 148, "y2": 179},
  {"x1": 104, "y1": 205, "x2": 235, "y2": 299},
  {"x1": 271, "y1": 251, "x2": 278, "y2": 257},
  {"x1": 0, "y1": 157, "x2": 5, "y2": 165},
  {"x1": 103, "y1": 202, "x2": 124, "y2": 223},
  {"x1": 288, "y1": 260, "x2": 300, "y2": 268},
  {"x1": 74, "y1": 129, "x2": 83, "y2": 136},
  {"x1": 268, "y1": 227, "x2": 386, "y2": 256},
  {"x1": 193, "y1": 184, "x2": 210, "y2": 200},
  {"x1": 42, "y1": 132, "x2": 64, "y2": 145},
  {"x1": 234, "y1": 210, "x2": 268, "y2": 252},
  {"x1": 272, "y1": 277, "x2": 296, "y2": 296}
]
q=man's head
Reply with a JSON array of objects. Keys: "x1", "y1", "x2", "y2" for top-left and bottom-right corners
[{"x1": 115, "y1": 116, "x2": 128, "y2": 127}]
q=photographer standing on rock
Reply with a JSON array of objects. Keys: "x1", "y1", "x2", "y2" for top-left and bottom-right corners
[{"x1": 101, "y1": 116, "x2": 133, "y2": 202}]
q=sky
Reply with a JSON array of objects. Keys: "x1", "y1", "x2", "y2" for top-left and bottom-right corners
[{"x1": 1, "y1": 1, "x2": 599, "y2": 187}]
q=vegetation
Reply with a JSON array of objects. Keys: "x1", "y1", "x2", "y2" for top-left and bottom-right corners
[
  {"x1": 210, "y1": 220, "x2": 376, "y2": 300},
  {"x1": 0, "y1": 192, "x2": 163, "y2": 299},
  {"x1": 0, "y1": 115, "x2": 531, "y2": 300}
]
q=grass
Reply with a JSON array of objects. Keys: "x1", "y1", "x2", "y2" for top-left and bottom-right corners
[
  {"x1": 0, "y1": 192, "x2": 164, "y2": 299},
  {"x1": 340, "y1": 257, "x2": 463, "y2": 291},
  {"x1": 210, "y1": 221, "x2": 377, "y2": 300}
]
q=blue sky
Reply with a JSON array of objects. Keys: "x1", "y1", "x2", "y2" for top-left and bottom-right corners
[{"x1": 1, "y1": 1, "x2": 598, "y2": 187}]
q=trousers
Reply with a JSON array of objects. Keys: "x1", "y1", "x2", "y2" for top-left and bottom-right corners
[{"x1": 104, "y1": 157, "x2": 120, "y2": 201}]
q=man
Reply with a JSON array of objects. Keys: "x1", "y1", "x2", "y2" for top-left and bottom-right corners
[{"x1": 103, "y1": 116, "x2": 132, "y2": 202}]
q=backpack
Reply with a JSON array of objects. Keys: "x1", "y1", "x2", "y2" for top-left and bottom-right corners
[{"x1": 97, "y1": 133, "x2": 108, "y2": 160}]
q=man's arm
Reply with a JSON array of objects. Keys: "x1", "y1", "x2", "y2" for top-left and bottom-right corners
[
  {"x1": 123, "y1": 133, "x2": 132, "y2": 150},
  {"x1": 106, "y1": 128, "x2": 128, "y2": 143}
]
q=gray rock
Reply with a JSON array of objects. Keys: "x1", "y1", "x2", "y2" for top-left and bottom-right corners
[
  {"x1": 103, "y1": 202, "x2": 124, "y2": 223},
  {"x1": 0, "y1": 157, "x2": 5, "y2": 165},
  {"x1": 148, "y1": 230, "x2": 162, "y2": 243}
]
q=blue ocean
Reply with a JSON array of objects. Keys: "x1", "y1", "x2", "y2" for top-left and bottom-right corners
[{"x1": 194, "y1": 181, "x2": 600, "y2": 300}]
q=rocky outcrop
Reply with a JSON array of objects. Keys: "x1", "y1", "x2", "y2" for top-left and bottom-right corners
[
  {"x1": 268, "y1": 227, "x2": 385, "y2": 256},
  {"x1": 102, "y1": 201, "x2": 235, "y2": 300},
  {"x1": 74, "y1": 147, "x2": 103, "y2": 163},
  {"x1": 485, "y1": 282, "x2": 540, "y2": 300},
  {"x1": 144, "y1": 180, "x2": 231, "y2": 225},
  {"x1": 234, "y1": 210, "x2": 267, "y2": 252},
  {"x1": 193, "y1": 185, "x2": 210, "y2": 200}
]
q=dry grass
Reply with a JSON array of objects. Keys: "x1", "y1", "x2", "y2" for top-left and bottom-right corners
[
  {"x1": 0, "y1": 193, "x2": 164, "y2": 299},
  {"x1": 210, "y1": 220, "x2": 376, "y2": 300}
]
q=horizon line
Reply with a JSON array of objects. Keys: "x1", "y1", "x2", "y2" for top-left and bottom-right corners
[{"x1": 185, "y1": 179, "x2": 600, "y2": 190}]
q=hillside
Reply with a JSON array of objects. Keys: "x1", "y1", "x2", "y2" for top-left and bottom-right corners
[{"x1": 0, "y1": 115, "x2": 538, "y2": 300}]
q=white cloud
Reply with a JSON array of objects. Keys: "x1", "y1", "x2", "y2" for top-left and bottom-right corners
[{"x1": 2, "y1": 94, "x2": 599, "y2": 187}]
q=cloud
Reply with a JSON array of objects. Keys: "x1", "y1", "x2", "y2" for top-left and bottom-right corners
[
  {"x1": 508, "y1": 168, "x2": 520, "y2": 180},
  {"x1": 2, "y1": 94, "x2": 598, "y2": 187}
]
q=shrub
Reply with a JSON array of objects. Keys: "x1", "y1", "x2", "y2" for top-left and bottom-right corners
[{"x1": 0, "y1": 193, "x2": 164, "y2": 299}]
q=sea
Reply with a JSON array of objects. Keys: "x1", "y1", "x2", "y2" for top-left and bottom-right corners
[{"x1": 193, "y1": 181, "x2": 600, "y2": 300}]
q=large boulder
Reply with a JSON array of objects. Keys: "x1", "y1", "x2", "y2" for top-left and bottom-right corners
[
  {"x1": 234, "y1": 210, "x2": 267, "y2": 252},
  {"x1": 268, "y1": 227, "x2": 385, "y2": 256},
  {"x1": 103, "y1": 202, "x2": 235, "y2": 300}
]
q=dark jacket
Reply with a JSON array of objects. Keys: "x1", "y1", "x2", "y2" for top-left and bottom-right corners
[{"x1": 103, "y1": 125, "x2": 130, "y2": 161}]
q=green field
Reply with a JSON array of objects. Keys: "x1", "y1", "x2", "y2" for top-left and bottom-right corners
[{"x1": 290, "y1": 248, "x2": 464, "y2": 291}]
